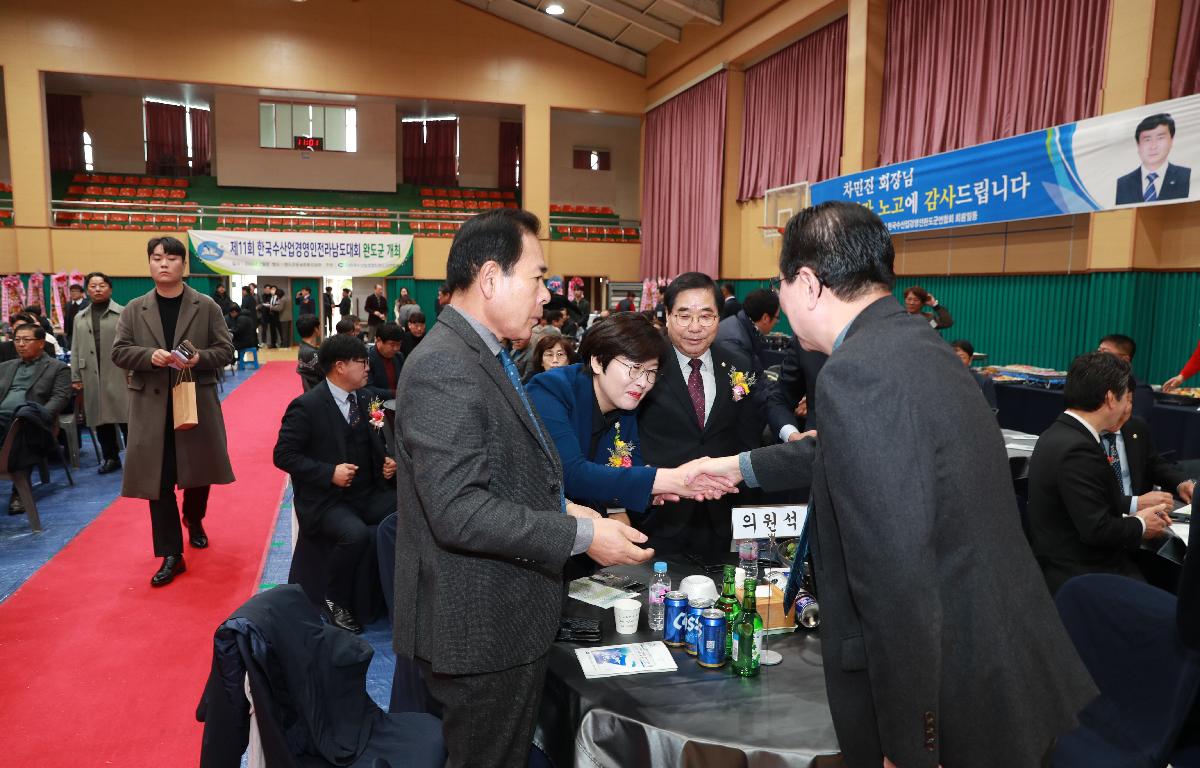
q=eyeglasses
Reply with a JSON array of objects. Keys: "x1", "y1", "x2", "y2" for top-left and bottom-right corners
[
  {"x1": 611, "y1": 358, "x2": 658, "y2": 384},
  {"x1": 669, "y1": 312, "x2": 718, "y2": 328},
  {"x1": 12, "y1": 337, "x2": 38, "y2": 345}
]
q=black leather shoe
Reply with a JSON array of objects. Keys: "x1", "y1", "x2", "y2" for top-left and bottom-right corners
[
  {"x1": 325, "y1": 599, "x2": 363, "y2": 634},
  {"x1": 97, "y1": 458, "x2": 122, "y2": 474},
  {"x1": 186, "y1": 520, "x2": 208, "y2": 549},
  {"x1": 8, "y1": 495, "x2": 24, "y2": 515},
  {"x1": 151, "y1": 555, "x2": 186, "y2": 587}
]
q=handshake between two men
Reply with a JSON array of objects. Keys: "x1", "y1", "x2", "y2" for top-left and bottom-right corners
[{"x1": 572, "y1": 431, "x2": 819, "y2": 569}]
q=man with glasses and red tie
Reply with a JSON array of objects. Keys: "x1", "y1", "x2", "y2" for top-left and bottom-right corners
[
  {"x1": 636, "y1": 272, "x2": 767, "y2": 561},
  {"x1": 273, "y1": 333, "x2": 396, "y2": 634}
]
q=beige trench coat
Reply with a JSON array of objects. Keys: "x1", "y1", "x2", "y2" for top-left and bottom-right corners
[
  {"x1": 69, "y1": 300, "x2": 129, "y2": 427},
  {"x1": 111, "y1": 284, "x2": 236, "y2": 500}
]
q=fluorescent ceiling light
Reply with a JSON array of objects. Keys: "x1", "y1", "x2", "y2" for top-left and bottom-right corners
[{"x1": 546, "y1": 3, "x2": 565, "y2": 16}]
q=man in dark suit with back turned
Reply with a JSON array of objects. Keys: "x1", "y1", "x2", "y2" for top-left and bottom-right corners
[
  {"x1": 637, "y1": 272, "x2": 765, "y2": 561},
  {"x1": 1097, "y1": 333, "x2": 1155, "y2": 420},
  {"x1": 392, "y1": 208, "x2": 653, "y2": 767},
  {"x1": 1028, "y1": 351, "x2": 1178, "y2": 595},
  {"x1": 690, "y1": 201, "x2": 1097, "y2": 767},
  {"x1": 1115, "y1": 113, "x2": 1191, "y2": 204},
  {"x1": 273, "y1": 333, "x2": 396, "y2": 634}
]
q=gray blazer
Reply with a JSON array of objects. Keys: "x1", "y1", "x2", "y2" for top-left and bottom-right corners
[
  {"x1": 753, "y1": 296, "x2": 1095, "y2": 767},
  {"x1": 392, "y1": 306, "x2": 578, "y2": 675},
  {"x1": 0, "y1": 354, "x2": 72, "y2": 418}
]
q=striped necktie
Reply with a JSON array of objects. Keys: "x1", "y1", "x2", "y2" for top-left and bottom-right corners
[{"x1": 1143, "y1": 172, "x2": 1159, "y2": 202}]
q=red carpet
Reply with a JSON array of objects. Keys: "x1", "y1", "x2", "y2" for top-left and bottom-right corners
[{"x1": 0, "y1": 362, "x2": 296, "y2": 766}]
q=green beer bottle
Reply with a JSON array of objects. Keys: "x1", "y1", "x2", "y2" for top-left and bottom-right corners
[
  {"x1": 731, "y1": 577, "x2": 763, "y2": 677},
  {"x1": 714, "y1": 564, "x2": 741, "y2": 657}
]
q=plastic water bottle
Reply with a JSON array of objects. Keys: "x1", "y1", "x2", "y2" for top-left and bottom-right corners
[
  {"x1": 738, "y1": 540, "x2": 759, "y2": 582},
  {"x1": 648, "y1": 561, "x2": 670, "y2": 631}
]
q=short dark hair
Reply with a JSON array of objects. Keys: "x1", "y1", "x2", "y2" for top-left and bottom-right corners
[
  {"x1": 24, "y1": 305, "x2": 43, "y2": 316},
  {"x1": 335, "y1": 318, "x2": 358, "y2": 335},
  {"x1": 904, "y1": 285, "x2": 931, "y2": 303},
  {"x1": 69, "y1": 283, "x2": 84, "y2": 292},
  {"x1": 318, "y1": 333, "x2": 368, "y2": 370},
  {"x1": 296, "y1": 314, "x2": 320, "y2": 337},
  {"x1": 1064, "y1": 351, "x2": 1131, "y2": 412},
  {"x1": 408, "y1": 311, "x2": 426, "y2": 325},
  {"x1": 9, "y1": 312, "x2": 33, "y2": 326},
  {"x1": 147, "y1": 235, "x2": 186, "y2": 257},
  {"x1": 229, "y1": 304, "x2": 240, "y2": 315},
  {"x1": 543, "y1": 306, "x2": 564, "y2": 324},
  {"x1": 445, "y1": 209, "x2": 541, "y2": 294},
  {"x1": 741, "y1": 289, "x2": 779, "y2": 322},
  {"x1": 1099, "y1": 333, "x2": 1136, "y2": 360},
  {"x1": 1134, "y1": 113, "x2": 1175, "y2": 141},
  {"x1": 780, "y1": 201, "x2": 895, "y2": 300},
  {"x1": 375, "y1": 322, "x2": 404, "y2": 343},
  {"x1": 950, "y1": 339, "x2": 975, "y2": 357},
  {"x1": 13, "y1": 323, "x2": 45, "y2": 340},
  {"x1": 342, "y1": 287, "x2": 351, "y2": 295},
  {"x1": 438, "y1": 283, "x2": 451, "y2": 296},
  {"x1": 85, "y1": 271, "x2": 111, "y2": 288},
  {"x1": 578, "y1": 311, "x2": 668, "y2": 376},
  {"x1": 663, "y1": 272, "x2": 722, "y2": 313},
  {"x1": 721, "y1": 283, "x2": 735, "y2": 297},
  {"x1": 530, "y1": 335, "x2": 576, "y2": 374}
]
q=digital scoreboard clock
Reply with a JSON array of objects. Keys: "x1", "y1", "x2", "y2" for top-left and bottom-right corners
[{"x1": 293, "y1": 136, "x2": 324, "y2": 151}]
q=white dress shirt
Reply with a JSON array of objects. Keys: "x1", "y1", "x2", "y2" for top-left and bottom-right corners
[{"x1": 675, "y1": 345, "x2": 716, "y2": 423}]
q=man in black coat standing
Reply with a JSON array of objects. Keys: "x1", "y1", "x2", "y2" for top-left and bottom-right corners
[
  {"x1": 273, "y1": 333, "x2": 396, "y2": 634},
  {"x1": 1028, "y1": 351, "x2": 1177, "y2": 595},
  {"x1": 691, "y1": 202, "x2": 1097, "y2": 767}
]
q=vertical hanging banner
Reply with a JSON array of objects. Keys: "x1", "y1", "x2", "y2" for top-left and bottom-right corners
[
  {"x1": 187, "y1": 230, "x2": 413, "y2": 277},
  {"x1": 811, "y1": 94, "x2": 1200, "y2": 234}
]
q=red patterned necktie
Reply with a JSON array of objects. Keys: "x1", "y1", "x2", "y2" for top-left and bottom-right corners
[{"x1": 687, "y1": 358, "x2": 705, "y2": 429}]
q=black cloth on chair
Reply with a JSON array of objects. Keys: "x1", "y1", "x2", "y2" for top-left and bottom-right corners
[
  {"x1": 196, "y1": 584, "x2": 444, "y2": 768},
  {"x1": 376, "y1": 512, "x2": 433, "y2": 716}
]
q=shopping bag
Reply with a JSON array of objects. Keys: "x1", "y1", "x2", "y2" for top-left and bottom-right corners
[{"x1": 172, "y1": 367, "x2": 199, "y2": 431}]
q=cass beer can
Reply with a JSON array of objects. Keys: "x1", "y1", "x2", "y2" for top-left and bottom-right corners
[
  {"x1": 684, "y1": 598, "x2": 715, "y2": 656},
  {"x1": 663, "y1": 591, "x2": 689, "y2": 646},
  {"x1": 697, "y1": 608, "x2": 727, "y2": 668}
]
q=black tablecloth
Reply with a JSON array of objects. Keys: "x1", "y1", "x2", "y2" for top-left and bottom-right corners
[
  {"x1": 995, "y1": 383, "x2": 1200, "y2": 460},
  {"x1": 534, "y1": 563, "x2": 842, "y2": 768}
]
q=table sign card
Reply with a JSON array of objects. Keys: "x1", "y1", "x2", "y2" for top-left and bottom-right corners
[{"x1": 732, "y1": 505, "x2": 808, "y2": 540}]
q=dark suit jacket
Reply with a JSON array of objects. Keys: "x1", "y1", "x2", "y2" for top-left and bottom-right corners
[
  {"x1": 720, "y1": 296, "x2": 742, "y2": 320},
  {"x1": 766, "y1": 336, "x2": 827, "y2": 438},
  {"x1": 758, "y1": 296, "x2": 1095, "y2": 767},
  {"x1": 391, "y1": 306, "x2": 578, "y2": 675},
  {"x1": 971, "y1": 369, "x2": 998, "y2": 410},
  {"x1": 526, "y1": 364, "x2": 656, "y2": 516},
  {"x1": 1115, "y1": 163, "x2": 1191, "y2": 204},
  {"x1": 0, "y1": 354, "x2": 72, "y2": 418},
  {"x1": 229, "y1": 313, "x2": 257, "y2": 350},
  {"x1": 1119, "y1": 415, "x2": 1189, "y2": 505},
  {"x1": 64, "y1": 298, "x2": 89, "y2": 340},
  {"x1": 365, "y1": 346, "x2": 404, "y2": 400},
  {"x1": 273, "y1": 380, "x2": 390, "y2": 536},
  {"x1": 1131, "y1": 374, "x2": 1155, "y2": 422},
  {"x1": 636, "y1": 343, "x2": 763, "y2": 556},
  {"x1": 364, "y1": 293, "x2": 387, "y2": 326},
  {"x1": 1028, "y1": 413, "x2": 1146, "y2": 595}
]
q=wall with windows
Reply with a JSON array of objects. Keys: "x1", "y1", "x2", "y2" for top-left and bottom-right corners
[
  {"x1": 550, "y1": 110, "x2": 640, "y2": 219},
  {"x1": 214, "y1": 92, "x2": 395, "y2": 192},
  {"x1": 79, "y1": 93, "x2": 145, "y2": 175}
]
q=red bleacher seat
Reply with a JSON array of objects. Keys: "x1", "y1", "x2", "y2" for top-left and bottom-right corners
[
  {"x1": 172, "y1": 178, "x2": 189, "y2": 188},
  {"x1": 489, "y1": 191, "x2": 502, "y2": 200},
  {"x1": 419, "y1": 187, "x2": 433, "y2": 197},
  {"x1": 72, "y1": 173, "x2": 88, "y2": 183},
  {"x1": 169, "y1": 189, "x2": 186, "y2": 199},
  {"x1": 448, "y1": 189, "x2": 461, "y2": 198},
  {"x1": 156, "y1": 177, "x2": 172, "y2": 187},
  {"x1": 118, "y1": 187, "x2": 135, "y2": 197},
  {"x1": 550, "y1": 204, "x2": 562, "y2": 214},
  {"x1": 67, "y1": 185, "x2": 84, "y2": 195},
  {"x1": 502, "y1": 191, "x2": 516, "y2": 200}
]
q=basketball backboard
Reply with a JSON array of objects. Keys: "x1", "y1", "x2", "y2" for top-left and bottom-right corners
[{"x1": 761, "y1": 181, "x2": 810, "y2": 243}]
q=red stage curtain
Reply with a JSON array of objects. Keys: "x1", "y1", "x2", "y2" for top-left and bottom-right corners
[
  {"x1": 189, "y1": 108, "x2": 211, "y2": 175},
  {"x1": 402, "y1": 120, "x2": 459, "y2": 187},
  {"x1": 877, "y1": 0, "x2": 1110, "y2": 166},
  {"x1": 498, "y1": 121, "x2": 522, "y2": 189},
  {"x1": 641, "y1": 72, "x2": 727, "y2": 279},
  {"x1": 46, "y1": 94, "x2": 84, "y2": 173},
  {"x1": 738, "y1": 18, "x2": 847, "y2": 201},
  {"x1": 1172, "y1": 0, "x2": 1200, "y2": 98},
  {"x1": 144, "y1": 101, "x2": 188, "y2": 175}
]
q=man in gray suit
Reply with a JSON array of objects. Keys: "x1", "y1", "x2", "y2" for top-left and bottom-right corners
[
  {"x1": 392, "y1": 208, "x2": 654, "y2": 766},
  {"x1": 690, "y1": 202, "x2": 1096, "y2": 767}
]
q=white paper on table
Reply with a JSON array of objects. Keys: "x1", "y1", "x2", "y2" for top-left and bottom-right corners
[
  {"x1": 1172, "y1": 523, "x2": 1190, "y2": 545},
  {"x1": 1005, "y1": 443, "x2": 1035, "y2": 451},
  {"x1": 575, "y1": 641, "x2": 678, "y2": 679},
  {"x1": 568, "y1": 577, "x2": 637, "y2": 609}
]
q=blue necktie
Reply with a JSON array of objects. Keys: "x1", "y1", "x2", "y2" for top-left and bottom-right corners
[
  {"x1": 1101, "y1": 433, "x2": 1124, "y2": 491},
  {"x1": 346, "y1": 392, "x2": 361, "y2": 427},
  {"x1": 497, "y1": 348, "x2": 566, "y2": 513},
  {"x1": 1143, "y1": 172, "x2": 1158, "y2": 202}
]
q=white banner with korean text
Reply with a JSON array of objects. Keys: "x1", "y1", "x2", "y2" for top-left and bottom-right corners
[{"x1": 187, "y1": 230, "x2": 413, "y2": 277}]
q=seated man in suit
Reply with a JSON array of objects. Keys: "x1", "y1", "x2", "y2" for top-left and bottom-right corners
[
  {"x1": 1097, "y1": 333, "x2": 1155, "y2": 420},
  {"x1": 766, "y1": 336, "x2": 826, "y2": 443},
  {"x1": 1115, "y1": 113, "x2": 1191, "y2": 204},
  {"x1": 365, "y1": 322, "x2": 404, "y2": 400},
  {"x1": 1027, "y1": 351, "x2": 1175, "y2": 595},
  {"x1": 273, "y1": 334, "x2": 396, "y2": 633},
  {"x1": 950, "y1": 339, "x2": 997, "y2": 411},
  {"x1": 0, "y1": 323, "x2": 72, "y2": 513},
  {"x1": 715, "y1": 288, "x2": 779, "y2": 377}
]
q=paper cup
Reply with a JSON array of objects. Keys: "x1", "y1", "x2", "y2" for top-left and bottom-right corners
[{"x1": 613, "y1": 598, "x2": 641, "y2": 634}]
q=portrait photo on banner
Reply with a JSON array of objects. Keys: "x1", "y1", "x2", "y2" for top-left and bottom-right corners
[{"x1": 1072, "y1": 93, "x2": 1200, "y2": 209}]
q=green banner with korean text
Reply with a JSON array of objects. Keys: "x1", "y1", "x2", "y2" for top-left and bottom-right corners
[{"x1": 187, "y1": 230, "x2": 413, "y2": 277}]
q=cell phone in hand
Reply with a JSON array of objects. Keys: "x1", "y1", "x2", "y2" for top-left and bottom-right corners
[{"x1": 171, "y1": 340, "x2": 198, "y2": 367}]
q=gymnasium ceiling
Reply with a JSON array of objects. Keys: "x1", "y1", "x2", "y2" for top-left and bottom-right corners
[{"x1": 457, "y1": 0, "x2": 724, "y2": 75}]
